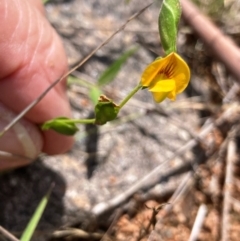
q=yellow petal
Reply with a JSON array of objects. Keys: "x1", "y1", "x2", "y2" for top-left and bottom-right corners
[
  {"x1": 169, "y1": 53, "x2": 190, "y2": 94},
  {"x1": 152, "y1": 92, "x2": 170, "y2": 103},
  {"x1": 140, "y1": 52, "x2": 190, "y2": 103},
  {"x1": 148, "y1": 79, "x2": 175, "y2": 92},
  {"x1": 167, "y1": 89, "x2": 177, "y2": 100},
  {"x1": 141, "y1": 58, "x2": 167, "y2": 87}
]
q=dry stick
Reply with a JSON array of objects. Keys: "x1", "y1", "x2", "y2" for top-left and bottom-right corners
[
  {"x1": 223, "y1": 83, "x2": 240, "y2": 103},
  {"x1": 153, "y1": 172, "x2": 209, "y2": 239},
  {"x1": 213, "y1": 63, "x2": 229, "y2": 95},
  {"x1": 147, "y1": 172, "x2": 194, "y2": 241},
  {"x1": 221, "y1": 129, "x2": 237, "y2": 241},
  {"x1": 137, "y1": 203, "x2": 169, "y2": 241},
  {"x1": 181, "y1": 0, "x2": 240, "y2": 81},
  {"x1": 188, "y1": 204, "x2": 208, "y2": 241},
  {"x1": 0, "y1": 3, "x2": 153, "y2": 138},
  {"x1": 92, "y1": 105, "x2": 240, "y2": 217},
  {"x1": 231, "y1": 196, "x2": 240, "y2": 213},
  {"x1": 99, "y1": 208, "x2": 122, "y2": 241},
  {"x1": 0, "y1": 226, "x2": 20, "y2": 241},
  {"x1": 159, "y1": 171, "x2": 194, "y2": 217},
  {"x1": 51, "y1": 228, "x2": 103, "y2": 240}
]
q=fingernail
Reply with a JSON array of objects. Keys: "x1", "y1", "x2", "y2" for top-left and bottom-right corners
[{"x1": 0, "y1": 103, "x2": 43, "y2": 170}]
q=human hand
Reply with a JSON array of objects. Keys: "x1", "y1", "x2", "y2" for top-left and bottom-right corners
[{"x1": 0, "y1": 0, "x2": 74, "y2": 170}]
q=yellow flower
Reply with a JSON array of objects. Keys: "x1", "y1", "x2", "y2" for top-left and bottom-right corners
[{"x1": 141, "y1": 52, "x2": 190, "y2": 103}]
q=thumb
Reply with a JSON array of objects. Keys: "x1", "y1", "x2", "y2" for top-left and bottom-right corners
[
  {"x1": 0, "y1": 0, "x2": 74, "y2": 170},
  {"x1": 0, "y1": 103, "x2": 43, "y2": 170}
]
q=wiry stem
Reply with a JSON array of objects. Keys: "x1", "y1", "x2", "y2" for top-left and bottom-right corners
[{"x1": 118, "y1": 84, "x2": 142, "y2": 109}]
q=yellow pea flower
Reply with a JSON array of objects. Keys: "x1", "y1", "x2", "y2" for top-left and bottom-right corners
[{"x1": 141, "y1": 52, "x2": 190, "y2": 103}]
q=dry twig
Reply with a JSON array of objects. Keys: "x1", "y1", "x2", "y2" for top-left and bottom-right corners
[
  {"x1": 188, "y1": 204, "x2": 208, "y2": 241},
  {"x1": 158, "y1": 171, "x2": 194, "y2": 219},
  {"x1": 51, "y1": 228, "x2": 103, "y2": 240},
  {"x1": 221, "y1": 128, "x2": 237, "y2": 241},
  {"x1": 100, "y1": 208, "x2": 122, "y2": 241},
  {"x1": 0, "y1": 226, "x2": 20, "y2": 241},
  {"x1": 147, "y1": 172, "x2": 194, "y2": 241},
  {"x1": 223, "y1": 83, "x2": 240, "y2": 103}
]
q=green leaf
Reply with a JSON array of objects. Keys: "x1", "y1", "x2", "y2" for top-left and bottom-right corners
[
  {"x1": 98, "y1": 46, "x2": 138, "y2": 87},
  {"x1": 94, "y1": 95, "x2": 120, "y2": 125},
  {"x1": 158, "y1": 0, "x2": 181, "y2": 55},
  {"x1": 67, "y1": 75, "x2": 93, "y2": 88},
  {"x1": 89, "y1": 87, "x2": 102, "y2": 105},
  {"x1": 41, "y1": 117, "x2": 79, "y2": 136},
  {"x1": 20, "y1": 185, "x2": 53, "y2": 241}
]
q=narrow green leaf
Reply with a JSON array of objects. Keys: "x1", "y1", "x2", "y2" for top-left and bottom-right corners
[
  {"x1": 20, "y1": 185, "x2": 53, "y2": 241},
  {"x1": 94, "y1": 95, "x2": 120, "y2": 125},
  {"x1": 67, "y1": 75, "x2": 94, "y2": 88},
  {"x1": 158, "y1": 0, "x2": 181, "y2": 54},
  {"x1": 41, "y1": 117, "x2": 79, "y2": 136},
  {"x1": 89, "y1": 87, "x2": 102, "y2": 105},
  {"x1": 98, "y1": 46, "x2": 138, "y2": 87}
]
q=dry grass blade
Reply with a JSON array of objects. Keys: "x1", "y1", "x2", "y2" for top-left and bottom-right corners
[
  {"x1": 147, "y1": 172, "x2": 194, "y2": 241},
  {"x1": 99, "y1": 208, "x2": 122, "y2": 241},
  {"x1": 221, "y1": 127, "x2": 237, "y2": 241},
  {"x1": 0, "y1": 226, "x2": 20, "y2": 241},
  {"x1": 51, "y1": 228, "x2": 103, "y2": 240},
  {"x1": 0, "y1": 3, "x2": 153, "y2": 138},
  {"x1": 188, "y1": 204, "x2": 208, "y2": 241},
  {"x1": 223, "y1": 83, "x2": 240, "y2": 103},
  {"x1": 159, "y1": 171, "x2": 194, "y2": 217}
]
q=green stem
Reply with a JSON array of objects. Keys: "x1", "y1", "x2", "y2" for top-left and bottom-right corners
[{"x1": 119, "y1": 84, "x2": 142, "y2": 109}]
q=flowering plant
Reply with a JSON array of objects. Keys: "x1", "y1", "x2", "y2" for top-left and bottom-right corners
[{"x1": 42, "y1": 0, "x2": 190, "y2": 135}]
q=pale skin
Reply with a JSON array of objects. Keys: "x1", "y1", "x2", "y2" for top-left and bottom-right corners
[{"x1": 0, "y1": 0, "x2": 74, "y2": 170}]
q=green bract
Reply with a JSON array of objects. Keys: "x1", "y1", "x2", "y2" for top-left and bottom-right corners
[
  {"x1": 41, "y1": 117, "x2": 79, "y2": 135},
  {"x1": 94, "y1": 95, "x2": 120, "y2": 125},
  {"x1": 158, "y1": 0, "x2": 181, "y2": 55}
]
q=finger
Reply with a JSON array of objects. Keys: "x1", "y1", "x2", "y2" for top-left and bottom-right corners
[
  {"x1": 28, "y1": 0, "x2": 45, "y2": 15},
  {"x1": 0, "y1": 103, "x2": 43, "y2": 170},
  {"x1": 0, "y1": 0, "x2": 74, "y2": 154}
]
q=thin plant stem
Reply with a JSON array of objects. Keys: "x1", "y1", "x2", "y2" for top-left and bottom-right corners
[
  {"x1": 119, "y1": 84, "x2": 142, "y2": 109},
  {"x1": 43, "y1": 83, "x2": 143, "y2": 128},
  {"x1": 0, "y1": 226, "x2": 20, "y2": 241}
]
